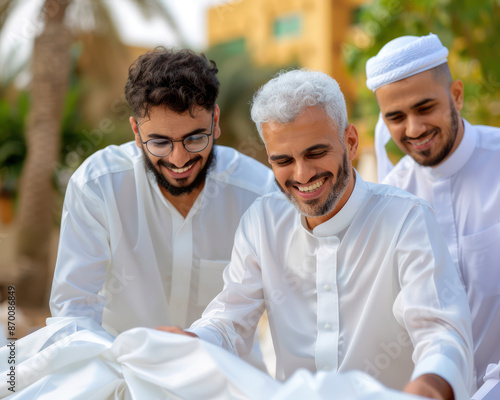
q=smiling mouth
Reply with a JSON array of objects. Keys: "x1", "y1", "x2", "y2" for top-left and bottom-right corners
[
  {"x1": 413, "y1": 135, "x2": 434, "y2": 147},
  {"x1": 296, "y1": 178, "x2": 326, "y2": 193},
  {"x1": 167, "y1": 164, "x2": 193, "y2": 174},
  {"x1": 406, "y1": 130, "x2": 438, "y2": 149}
]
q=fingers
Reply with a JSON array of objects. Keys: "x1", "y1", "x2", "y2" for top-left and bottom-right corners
[{"x1": 155, "y1": 326, "x2": 198, "y2": 338}]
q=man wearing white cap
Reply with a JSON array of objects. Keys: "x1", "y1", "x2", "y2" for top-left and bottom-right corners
[{"x1": 366, "y1": 33, "x2": 500, "y2": 391}]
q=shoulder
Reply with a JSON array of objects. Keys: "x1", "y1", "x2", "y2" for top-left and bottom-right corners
[
  {"x1": 238, "y1": 190, "x2": 297, "y2": 235},
  {"x1": 69, "y1": 142, "x2": 141, "y2": 188},
  {"x1": 210, "y1": 146, "x2": 276, "y2": 196},
  {"x1": 383, "y1": 156, "x2": 419, "y2": 188},
  {"x1": 365, "y1": 180, "x2": 432, "y2": 212},
  {"x1": 244, "y1": 190, "x2": 294, "y2": 220},
  {"x1": 472, "y1": 123, "x2": 500, "y2": 152}
]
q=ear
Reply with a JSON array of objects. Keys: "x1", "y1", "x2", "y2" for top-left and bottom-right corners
[
  {"x1": 213, "y1": 104, "x2": 222, "y2": 140},
  {"x1": 130, "y1": 116, "x2": 142, "y2": 149},
  {"x1": 344, "y1": 124, "x2": 359, "y2": 161},
  {"x1": 450, "y1": 79, "x2": 464, "y2": 112}
]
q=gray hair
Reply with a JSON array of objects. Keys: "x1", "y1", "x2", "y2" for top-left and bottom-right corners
[{"x1": 251, "y1": 69, "x2": 348, "y2": 140}]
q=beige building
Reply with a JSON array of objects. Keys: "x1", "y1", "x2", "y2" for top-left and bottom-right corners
[
  {"x1": 207, "y1": 0, "x2": 377, "y2": 182},
  {"x1": 208, "y1": 0, "x2": 366, "y2": 103}
]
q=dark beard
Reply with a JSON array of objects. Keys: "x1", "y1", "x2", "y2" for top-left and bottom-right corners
[
  {"x1": 143, "y1": 147, "x2": 216, "y2": 197},
  {"x1": 417, "y1": 97, "x2": 460, "y2": 167},
  {"x1": 276, "y1": 148, "x2": 351, "y2": 217}
]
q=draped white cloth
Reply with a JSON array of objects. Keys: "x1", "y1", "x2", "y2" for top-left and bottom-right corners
[
  {"x1": 472, "y1": 361, "x2": 500, "y2": 400},
  {"x1": 0, "y1": 317, "x2": 425, "y2": 399},
  {"x1": 373, "y1": 113, "x2": 393, "y2": 182}
]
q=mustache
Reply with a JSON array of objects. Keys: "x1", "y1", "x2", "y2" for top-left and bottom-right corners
[
  {"x1": 401, "y1": 128, "x2": 439, "y2": 143},
  {"x1": 158, "y1": 155, "x2": 202, "y2": 170},
  {"x1": 284, "y1": 171, "x2": 333, "y2": 188}
]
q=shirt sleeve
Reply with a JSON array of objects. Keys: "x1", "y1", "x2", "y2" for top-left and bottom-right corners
[
  {"x1": 49, "y1": 177, "x2": 110, "y2": 325},
  {"x1": 393, "y1": 204, "x2": 475, "y2": 399},
  {"x1": 188, "y1": 205, "x2": 265, "y2": 357}
]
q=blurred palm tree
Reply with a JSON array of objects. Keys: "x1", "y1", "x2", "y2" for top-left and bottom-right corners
[{"x1": 0, "y1": 0, "x2": 186, "y2": 308}]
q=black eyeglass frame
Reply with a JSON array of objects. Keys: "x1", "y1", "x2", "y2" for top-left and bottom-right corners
[{"x1": 136, "y1": 109, "x2": 215, "y2": 158}]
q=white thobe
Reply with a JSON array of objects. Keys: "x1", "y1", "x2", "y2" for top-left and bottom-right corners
[
  {"x1": 384, "y1": 120, "x2": 500, "y2": 388},
  {"x1": 50, "y1": 142, "x2": 276, "y2": 335},
  {"x1": 190, "y1": 172, "x2": 474, "y2": 399}
]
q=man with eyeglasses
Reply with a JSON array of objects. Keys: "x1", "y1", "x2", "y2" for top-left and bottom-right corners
[{"x1": 49, "y1": 48, "x2": 275, "y2": 355}]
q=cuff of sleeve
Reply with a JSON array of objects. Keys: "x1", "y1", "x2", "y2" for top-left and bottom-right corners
[
  {"x1": 411, "y1": 354, "x2": 471, "y2": 400},
  {"x1": 187, "y1": 326, "x2": 232, "y2": 352}
]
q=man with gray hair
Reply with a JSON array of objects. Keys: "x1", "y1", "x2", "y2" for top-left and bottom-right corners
[
  {"x1": 366, "y1": 33, "x2": 500, "y2": 391},
  {"x1": 159, "y1": 69, "x2": 474, "y2": 400}
]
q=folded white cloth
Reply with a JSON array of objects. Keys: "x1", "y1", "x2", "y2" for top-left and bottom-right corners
[
  {"x1": 373, "y1": 113, "x2": 394, "y2": 182},
  {"x1": 0, "y1": 317, "x2": 425, "y2": 399},
  {"x1": 472, "y1": 361, "x2": 500, "y2": 400}
]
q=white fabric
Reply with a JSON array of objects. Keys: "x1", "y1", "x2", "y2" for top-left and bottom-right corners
[
  {"x1": 374, "y1": 113, "x2": 394, "y2": 182},
  {"x1": 365, "y1": 33, "x2": 449, "y2": 92},
  {"x1": 384, "y1": 121, "x2": 500, "y2": 389},
  {"x1": 49, "y1": 142, "x2": 276, "y2": 334},
  {"x1": 0, "y1": 317, "x2": 426, "y2": 399},
  {"x1": 472, "y1": 361, "x2": 500, "y2": 400},
  {"x1": 190, "y1": 171, "x2": 474, "y2": 399}
]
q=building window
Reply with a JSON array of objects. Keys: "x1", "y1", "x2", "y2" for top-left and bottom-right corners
[
  {"x1": 273, "y1": 13, "x2": 302, "y2": 39},
  {"x1": 218, "y1": 38, "x2": 246, "y2": 55}
]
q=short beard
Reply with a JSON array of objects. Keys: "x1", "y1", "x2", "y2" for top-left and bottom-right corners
[
  {"x1": 416, "y1": 97, "x2": 460, "y2": 167},
  {"x1": 143, "y1": 147, "x2": 216, "y2": 197},
  {"x1": 276, "y1": 148, "x2": 351, "y2": 218}
]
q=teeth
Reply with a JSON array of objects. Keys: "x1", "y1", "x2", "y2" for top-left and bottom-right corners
[
  {"x1": 297, "y1": 179, "x2": 325, "y2": 193},
  {"x1": 414, "y1": 137, "x2": 432, "y2": 146},
  {"x1": 168, "y1": 165, "x2": 191, "y2": 173}
]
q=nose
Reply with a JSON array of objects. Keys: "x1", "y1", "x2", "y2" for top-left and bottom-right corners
[
  {"x1": 167, "y1": 142, "x2": 191, "y2": 167},
  {"x1": 294, "y1": 159, "x2": 316, "y2": 184},
  {"x1": 405, "y1": 115, "x2": 427, "y2": 139}
]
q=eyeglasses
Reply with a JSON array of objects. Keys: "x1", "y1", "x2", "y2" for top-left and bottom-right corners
[{"x1": 137, "y1": 109, "x2": 214, "y2": 158}]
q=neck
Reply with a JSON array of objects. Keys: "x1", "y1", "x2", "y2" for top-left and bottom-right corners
[
  {"x1": 433, "y1": 117, "x2": 465, "y2": 168},
  {"x1": 450, "y1": 117, "x2": 465, "y2": 156},
  {"x1": 306, "y1": 168, "x2": 356, "y2": 230},
  {"x1": 160, "y1": 182, "x2": 205, "y2": 218}
]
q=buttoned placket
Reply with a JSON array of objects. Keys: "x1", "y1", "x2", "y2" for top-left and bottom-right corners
[
  {"x1": 168, "y1": 213, "x2": 194, "y2": 328},
  {"x1": 315, "y1": 236, "x2": 340, "y2": 372},
  {"x1": 432, "y1": 178, "x2": 459, "y2": 268},
  {"x1": 167, "y1": 188, "x2": 206, "y2": 328}
]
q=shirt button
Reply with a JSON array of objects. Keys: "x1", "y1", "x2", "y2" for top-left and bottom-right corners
[
  {"x1": 324, "y1": 323, "x2": 331, "y2": 330},
  {"x1": 323, "y1": 284, "x2": 331, "y2": 291}
]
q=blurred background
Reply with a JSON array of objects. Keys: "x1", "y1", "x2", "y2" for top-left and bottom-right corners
[{"x1": 0, "y1": 0, "x2": 499, "y2": 336}]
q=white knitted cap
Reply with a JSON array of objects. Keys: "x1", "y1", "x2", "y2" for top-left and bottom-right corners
[{"x1": 366, "y1": 33, "x2": 449, "y2": 92}]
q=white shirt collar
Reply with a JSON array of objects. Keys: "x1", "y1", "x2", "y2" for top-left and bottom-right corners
[
  {"x1": 300, "y1": 170, "x2": 368, "y2": 237},
  {"x1": 424, "y1": 119, "x2": 477, "y2": 180}
]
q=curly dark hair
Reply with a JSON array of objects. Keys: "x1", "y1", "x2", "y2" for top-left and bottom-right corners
[{"x1": 124, "y1": 47, "x2": 219, "y2": 119}]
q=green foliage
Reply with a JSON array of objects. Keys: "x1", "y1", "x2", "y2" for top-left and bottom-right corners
[
  {"x1": 0, "y1": 92, "x2": 28, "y2": 194},
  {"x1": 346, "y1": 0, "x2": 500, "y2": 160},
  {"x1": 205, "y1": 46, "x2": 289, "y2": 164}
]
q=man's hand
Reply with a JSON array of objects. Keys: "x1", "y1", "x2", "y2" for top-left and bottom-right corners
[
  {"x1": 403, "y1": 374, "x2": 454, "y2": 400},
  {"x1": 156, "y1": 326, "x2": 199, "y2": 338}
]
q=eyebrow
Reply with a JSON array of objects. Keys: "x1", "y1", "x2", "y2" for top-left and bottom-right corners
[
  {"x1": 269, "y1": 144, "x2": 331, "y2": 162},
  {"x1": 145, "y1": 128, "x2": 208, "y2": 140},
  {"x1": 384, "y1": 98, "x2": 437, "y2": 119}
]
